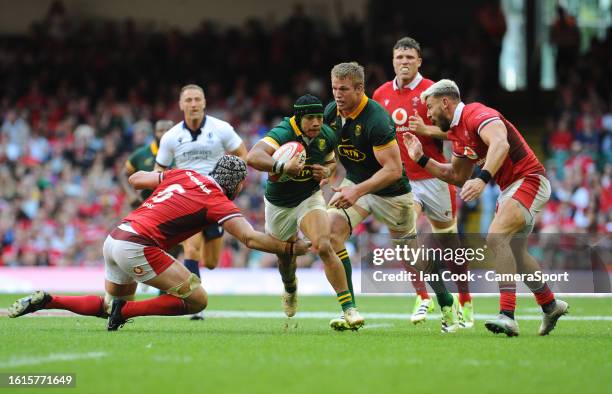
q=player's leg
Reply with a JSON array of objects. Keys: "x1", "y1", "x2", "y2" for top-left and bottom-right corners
[
  {"x1": 510, "y1": 175, "x2": 567, "y2": 335},
  {"x1": 202, "y1": 224, "x2": 224, "y2": 270},
  {"x1": 107, "y1": 250, "x2": 207, "y2": 330},
  {"x1": 264, "y1": 197, "x2": 300, "y2": 317},
  {"x1": 374, "y1": 191, "x2": 459, "y2": 332},
  {"x1": 299, "y1": 205, "x2": 363, "y2": 328},
  {"x1": 408, "y1": 199, "x2": 434, "y2": 324},
  {"x1": 182, "y1": 232, "x2": 203, "y2": 278},
  {"x1": 483, "y1": 198, "x2": 525, "y2": 336},
  {"x1": 425, "y1": 180, "x2": 474, "y2": 327},
  {"x1": 182, "y1": 232, "x2": 204, "y2": 320},
  {"x1": 9, "y1": 235, "x2": 135, "y2": 319}
]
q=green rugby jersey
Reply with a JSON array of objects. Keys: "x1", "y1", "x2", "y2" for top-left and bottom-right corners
[
  {"x1": 263, "y1": 116, "x2": 336, "y2": 208},
  {"x1": 323, "y1": 95, "x2": 411, "y2": 196},
  {"x1": 125, "y1": 142, "x2": 159, "y2": 200}
]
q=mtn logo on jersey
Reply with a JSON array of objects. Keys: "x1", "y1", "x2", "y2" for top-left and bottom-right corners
[
  {"x1": 338, "y1": 145, "x2": 366, "y2": 162},
  {"x1": 391, "y1": 108, "x2": 408, "y2": 126},
  {"x1": 289, "y1": 165, "x2": 315, "y2": 182},
  {"x1": 464, "y1": 146, "x2": 478, "y2": 160}
]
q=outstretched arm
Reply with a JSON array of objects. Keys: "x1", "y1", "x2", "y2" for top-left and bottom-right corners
[
  {"x1": 129, "y1": 171, "x2": 164, "y2": 190},
  {"x1": 222, "y1": 216, "x2": 309, "y2": 255}
]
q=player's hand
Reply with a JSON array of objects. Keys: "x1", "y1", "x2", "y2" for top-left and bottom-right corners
[
  {"x1": 402, "y1": 133, "x2": 424, "y2": 161},
  {"x1": 329, "y1": 185, "x2": 361, "y2": 209},
  {"x1": 460, "y1": 178, "x2": 486, "y2": 202},
  {"x1": 292, "y1": 239, "x2": 310, "y2": 255},
  {"x1": 311, "y1": 164, "x2": 330, "y2": 182},
  {"x1": 283, "y1": 155, "x2": 304, "y2": 177},
  {"x1": 408, "y1": 112, "x2": 427, "y2": 135}
]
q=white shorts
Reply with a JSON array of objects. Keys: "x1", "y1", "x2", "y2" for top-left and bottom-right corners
[
  {"x1": 497, "y1": 174, "x2": 551, "y2": 234},
  {"x1": 265, "y1": 191, "x2": 327, "y2": 241},
  {"x1": 103, "y1": 223, "x2": 176, "y2": 284},
  {"x1": 327, "y1": 178, "x2": 416, "y2": 237},
  {"x1": 411, "y1": 178, "x2": 457, "y2": 223}
]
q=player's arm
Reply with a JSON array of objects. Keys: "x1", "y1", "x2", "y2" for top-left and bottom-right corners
[
  {"x1": 478, "y1": 120, "x2": 509, "y2": 177},
  {"x1": 459, "y1": 120, "x2": 509, "y2": 201},
  {"x1": 129, "y1": 171, "x2": 164, "y2": 190},
  {"x1": 154, "y1": 133, "x2": 173, "y2": 172},
  {"x1": 403, "y1": 133, "x2": 473, "y2": 186},
  {"x1": 119, "y1": 160, "x2": 142, "y2": 207},
  {"x1": 228, "y1": 142, "x2": 248, "y2": 161},
  {"x1": 311, "y1": 152, "x2": 336, "y2": 185},
  {"x1": 408, "y1": 112, "x2": 448, "y2": 140},
  {"x1": 222, "y1": 216, "x2": 309, "y2": 255},
  {"x1": 355, "y1": 141, "x2": 403, "y2": 195},
  {"x1": 246, "y1": 139, "x2": 303, "y2": 176}
]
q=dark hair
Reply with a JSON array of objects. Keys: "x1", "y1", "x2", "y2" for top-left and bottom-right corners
[{"x1": 393, "y1": 37, "x2": 421, "y2": 57}]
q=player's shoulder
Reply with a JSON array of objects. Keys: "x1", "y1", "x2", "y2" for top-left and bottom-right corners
[
  {"x1": 372, "y1": 81, "x2": 394, "y2": 99},
  {"x1": 161, "y1": 122, "x2": 186, "y2": 141},
  {"x1": 419, "y1": 77, "x2": 435, "y2": 89},
  {"x1": 324, "y1": 101, "x2": 337, "y2": 121},
  {"x1": 463, "y1": 102, "x2": 500, "y2": 122},
  {"x1": 320, "y1": 123, "x2": 338, "y2": 142},
  {"x1": 365, "y1": 98, "x2": 392, "y2": 122},
  {"x1": 267, "y1": 117, "x2": 293, "y2": 137}
]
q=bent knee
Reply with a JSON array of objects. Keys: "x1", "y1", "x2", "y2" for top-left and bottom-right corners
[{"x1": 187, "y1": 287, "x2": 208, "y2": 312}]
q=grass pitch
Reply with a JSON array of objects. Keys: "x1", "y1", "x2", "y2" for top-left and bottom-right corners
[{"x1": 1, "y1": 294, "x2": 610, "y2": 394}]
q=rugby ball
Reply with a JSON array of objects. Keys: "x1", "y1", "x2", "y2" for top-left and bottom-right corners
[{"x1": 269, "y1": 141, "x2": 306, "y2": 182}]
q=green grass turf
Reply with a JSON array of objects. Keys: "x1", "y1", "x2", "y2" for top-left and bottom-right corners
[{"x1": 0, "y1": 294, "x2": 610, "y2": 394}]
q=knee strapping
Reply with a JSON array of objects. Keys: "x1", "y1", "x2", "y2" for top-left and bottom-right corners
[
  {"x1": 166, "y1": 273, "x2": 202, "y2": 299},
  {"x1": 432, "y1": 223, "x2": 458, "y2": 234}
]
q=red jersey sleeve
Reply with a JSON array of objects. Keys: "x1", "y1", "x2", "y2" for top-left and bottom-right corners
[
  {"x1": 204, "y1": 190, "x2": 242, "y2": 225},
  {"x1": 463, "y1": 104, "x2": 502, "y2": 136}
]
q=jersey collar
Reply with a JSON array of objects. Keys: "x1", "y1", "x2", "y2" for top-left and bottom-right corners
[
  {"x1": 337, "y1": 94, "x2": 368, "y2": 120},
  {"x1": 450, "y1": 102, "x2": 465, "y2": 128},
  {"x1": 150, "y1": 141, "x2": 159, "y2": 155},
  {"x1": 393, "y1": 73, "x2": 423, "y2": 91},
  {"x1": 182, "y1": 116, "x2": 207, "y2": 141},
  {"x1": 289, "y1": 116, "x2": 303, "y2": 137}
]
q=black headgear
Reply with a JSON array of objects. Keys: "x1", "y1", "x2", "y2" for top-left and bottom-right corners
[
  {"x1": 293, "y1": 94, "x2": 324, "y2": 129},
  {"x1": 209, "y1": 155, "x2": 248, "y2": 200}
]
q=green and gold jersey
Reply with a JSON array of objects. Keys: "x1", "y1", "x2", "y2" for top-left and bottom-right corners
[
  {"x1": 125, "y1": 142, "x2": 160, "y2": 200},
  {"x1": 324, "y1": 95, "x2": 411, "y2": 196},
  {"x1": 263, "y1": 116, "x2": 336, "y2": 208}
]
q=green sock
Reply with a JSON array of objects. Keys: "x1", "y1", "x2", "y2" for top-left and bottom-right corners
[
  {"x1": 337, "y1": 290, "x2": 354, "y2": 311},
  {"x1": 426, "y1": 268, "x2": 453, "y2": 308},
  {"x1": 336, "y1": 249, "x2": 355, "y2": 307}
]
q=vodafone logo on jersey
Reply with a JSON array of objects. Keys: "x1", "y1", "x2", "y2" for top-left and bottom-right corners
[{"x1": 391, "y1": 108, "x2": 408, "y2": 125}]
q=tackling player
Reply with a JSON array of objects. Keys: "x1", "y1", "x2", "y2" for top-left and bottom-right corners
[
  {"x1": 247, "y1": 94, "x2": 364, "y2": 329},
  {"x1": 403, "y1": 79, "x2": 569, "y2": 336},
  {"x1": 373, "y1": 37, "x2": 474, "y2": 327},
  {"x1": 8, "y1": 156, "x2": 310, "y2": 330},
  {"x1": 155, "y1": 84, "x2": 247, "y2": 320}
]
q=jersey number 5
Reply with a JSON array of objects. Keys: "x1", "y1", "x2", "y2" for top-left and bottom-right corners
[{"x1": 151, "y1": 184, "x2": 186, "y2": 203}]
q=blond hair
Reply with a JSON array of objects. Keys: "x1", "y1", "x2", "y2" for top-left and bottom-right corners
[
  {"x1": 331, "y1": 62, "x2": 365, "y2": 88},
  {"x1": 420, "y1": 79, "x2": 460, "y2": 103}
]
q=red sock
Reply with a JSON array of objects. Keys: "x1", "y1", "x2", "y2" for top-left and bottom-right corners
[
  {"x1": 121, "y1": 295, "x2": 187, "y2": 319},
  {"x1": 405, "y1": 266, "x2": 429, "y2": 299},
  {"x1": 499, "y1": 284, "x2": 517, "y2": 312},
  {"x1": 458, "y1": 292, "x2": 472, "y2": 306},
  {"x1": 532, "y1": 283, "x2": 555, "y2": 306},
  {"x1": 448, "y1": 261, "x2": 471, "y2": 304},
  {"x1": 46, "y1": 295, "x2": 105, "y2": 317}
]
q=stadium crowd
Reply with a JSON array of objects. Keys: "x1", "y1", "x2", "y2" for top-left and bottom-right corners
[{"x1": 0, "y1": 2, "x2": 610, "y2": 267}]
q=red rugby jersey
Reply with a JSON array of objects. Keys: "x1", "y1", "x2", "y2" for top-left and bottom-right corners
[
  {"x1": 373, "y1": 74, "x2": 446, "y2": 180},
  {"x1": 123, "y1": 169, "x2": 242, "y2": 250},
  {"x1": 447, "y1": 102, "x2": 545, "y2": 190}
]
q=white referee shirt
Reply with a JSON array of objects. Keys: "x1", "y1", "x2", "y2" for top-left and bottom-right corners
[{"x1": 156, "y1": 115, "x2": 243, "y2": 176}]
